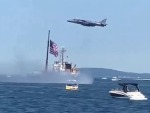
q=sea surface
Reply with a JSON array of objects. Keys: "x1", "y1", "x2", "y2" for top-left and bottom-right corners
[{"x1": 0, "y1": 78, "x2": 149, "y2": 113}]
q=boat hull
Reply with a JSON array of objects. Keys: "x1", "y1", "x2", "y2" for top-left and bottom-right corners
[
  {"x1": 109, "y1": 90, "x2": 127, "y2": 98},
  {"x1": 66, "y1": 85, "x2": 78, "y2": 90},
  {"x1": 109, "y1": 90, "x2": 148, "y2": 100}
]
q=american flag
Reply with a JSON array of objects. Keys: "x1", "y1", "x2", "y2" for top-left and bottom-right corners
[{"x1": 50, "y1": 40, "x2": 58, "y2": 57}]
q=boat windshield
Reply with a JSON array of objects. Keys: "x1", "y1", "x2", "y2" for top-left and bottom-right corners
[
  {"x1": 66, "y1": 84, "x2": 78, "y2": 86},
  {"x1": 118, "y1": 83, "x2": 139, "y2": 92},
  {"x1": 125, "y1": 85, "x2": 139, "y2": 92}
]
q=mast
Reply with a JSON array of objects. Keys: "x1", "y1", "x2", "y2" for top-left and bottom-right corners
[
  {"x1": 61, "y1": 47, "x2": 66, "y2": 65},
  {"x1": 45, "y1": 30, "x2": 50, "y2": 72}
]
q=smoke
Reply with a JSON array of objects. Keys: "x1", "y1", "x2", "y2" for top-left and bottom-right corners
[
  {"x1": 76, "y1": 73, "x2": 94, "y2": 84},
  {"x1": 0, "y1": 71, "x2": 93, "y2": 84},
  {"x1": 0, "y1": 47, "x2": 43, "y2": 75},
  {"x1": 0, "y1": 40, "x2": 94, "y2": 84},
  {"x1": 12, "y1": 49, "x2": 42, "y2": 75},
  {"x1": 0, "y1": 51, "x2": 93, "y2": 84}
]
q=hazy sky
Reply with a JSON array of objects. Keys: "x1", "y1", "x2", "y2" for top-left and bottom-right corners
[{"x1": 0, "y1": 0, "x2": 150, "y2": 74}]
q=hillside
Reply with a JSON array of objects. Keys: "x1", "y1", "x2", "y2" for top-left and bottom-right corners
[{"x1": 79, "y1": 68, "x2": 150, "y2": 78}]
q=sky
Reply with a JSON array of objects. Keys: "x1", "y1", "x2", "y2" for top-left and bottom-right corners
[{"x1": 0, "y1": 0, "x2": 150, "y2": 74}]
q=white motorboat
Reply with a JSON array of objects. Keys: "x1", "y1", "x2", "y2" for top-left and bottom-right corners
[
  {"x1": 111, "y1": 76, "x2": 121, "y2": 81},
  {"x1": 66, "y1": 80, "x2": 79, "y2": 90},
  {"x1": 101, "y1": 77, "x2": 107, "y2": 80},
  {"x1": 109, "y1": 83, "x2": 147, "y2": 100}
]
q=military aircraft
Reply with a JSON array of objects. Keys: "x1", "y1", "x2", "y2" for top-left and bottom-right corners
[{"x1": 67, "y1": 18, "x2": 107, "y2": 27}]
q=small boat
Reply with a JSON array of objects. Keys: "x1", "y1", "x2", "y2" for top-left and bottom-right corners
[
  {"x1": 66, "y1": 80, "x2": 78, "y2": 90},
  {"x1": 111, "y1": 76, "x2": 121, "y2": 81},
  {"x1": 101, "y1": 77, "x2": 107, "y2": 80},
  {"x1": 109, "y1": 83, "x2": 147, "y2": 100}
]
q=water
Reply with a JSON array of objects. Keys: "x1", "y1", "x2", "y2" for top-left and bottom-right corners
[{"x1": 0, "y1": 79, "x2": 149, "y2": 113}]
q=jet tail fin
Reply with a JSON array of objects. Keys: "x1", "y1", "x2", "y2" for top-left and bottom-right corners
[{"x1": 100, "y1": 18, "x2": 107, "y2": 25}]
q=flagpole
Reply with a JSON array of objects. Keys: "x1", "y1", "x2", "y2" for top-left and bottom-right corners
[{"x1": 45, "y1": 30, "x2": 50, "y2": 72}]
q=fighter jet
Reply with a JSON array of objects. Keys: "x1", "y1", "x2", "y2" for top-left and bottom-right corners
[{"x1": 67, "y1": 18, "x2": 107, "y2": 27}]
